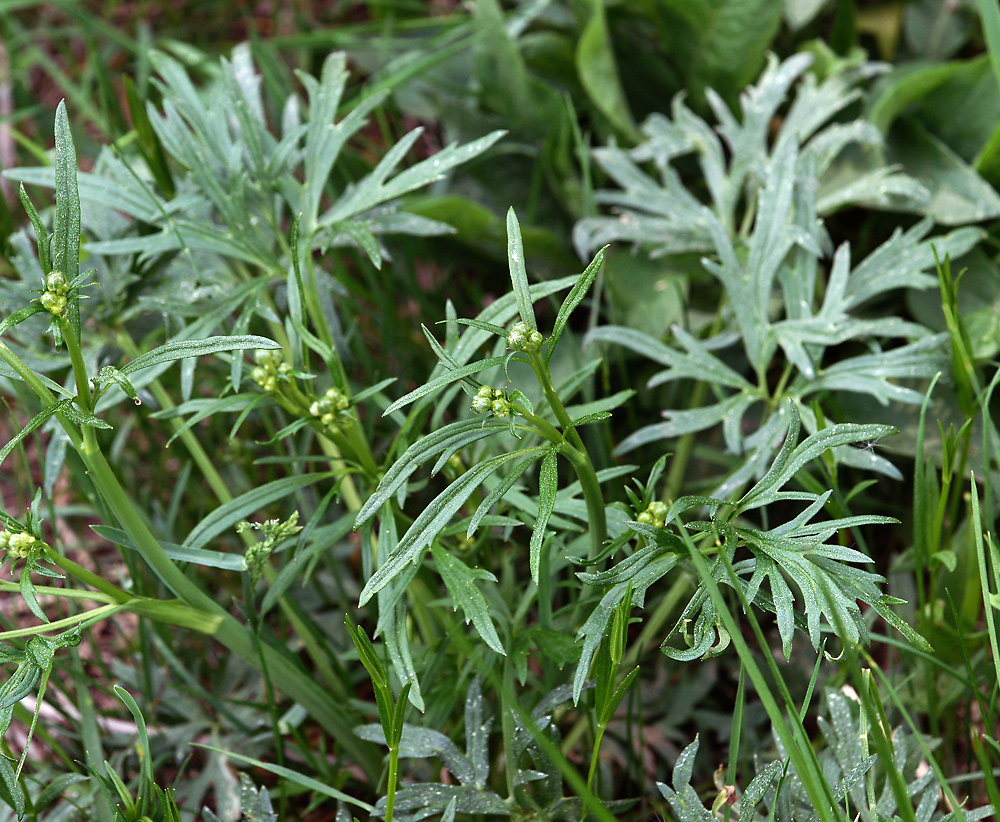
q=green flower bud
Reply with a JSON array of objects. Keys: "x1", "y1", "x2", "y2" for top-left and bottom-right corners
[
  {"x1": 507, "y1": 322, "x2": 529, "y2": 350},
  {"x1": 46, "y1": 272, "x2": 67, "y2": 293},
  {"x1": 40, "y1": 292, "x2": 67, "y2": 316},
  {"x1": 0, "y1": 531, "x2": 9, "y2": 551},
  {"x1": 325, "y1": 387, "x2": 349, "y2": 411},
  {"x1": 491, "y1": 397, "x2": 511, "y2": 418},
  {"x1": 471, "y1": 394, "x2": 492, "y2": 414},
  {"x1": 639, "y1": 500, "x2": 668, "y2": 529},
  {"x1": 8, "y1": 532, "x2": 36, "y2": 558}
]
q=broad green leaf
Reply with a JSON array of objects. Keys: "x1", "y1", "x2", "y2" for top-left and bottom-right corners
[
  {"x1": 576, "y1": 0, "x2": 638, "y2": 139},
  {"x1": 659, "y1": 0, "x2": 783, "y2": 105},
  {"x1": 530, "y1": 451, "x2": 558, "y2": 584},
  {"x1": 120, "y1": 335, "x2": 280, "y2": 375},
  {"x1": 868, "y1": 62, "x2": 967, "y2": 134},
  {"x1": 431, "y1": 543, "x2": 505, "y2": 655},
  {"x1": 888, "y1": 119, "x2": 1000, "y2": 225}
]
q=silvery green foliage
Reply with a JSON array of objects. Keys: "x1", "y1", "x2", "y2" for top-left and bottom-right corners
[
  {"x1": 356, "y1": 679, "x2": 617, "y2": 821},
  {"x1": 7, "y1": 44, "x2": 502, "y2": 323},
  {"x1": 573, "y1": 402, "x2": 922, "y2": 703},
  {"x1": 202, "y1": 774, "x2": 277, "y2": 822},
  {"x1": 577, "y1": 53, "x2": 982, "y2": 496},
  {"x1": 660, "y1": 690, "x2": 994, "y2": 822}
]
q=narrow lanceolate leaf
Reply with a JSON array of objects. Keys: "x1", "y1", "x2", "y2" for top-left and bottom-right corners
[
  {"x1": 52, "y1": 101, "x2": 81, "y2": 286},
  {"x1": 444, "y1": 318, "x2": 508, "y2": 337},
  {"x1": 355, "y1": 417, "x2": 510, "y2": 529},
  {"x1": 506, "y1": 208, "x2": 536, "y2": 330},
  {"x1": 59, "y1": 405, "x2": 112, "y2": 430},
  {"x1": 120, "y1": 335, "x2": 280, "y2": 375},
  {"x1": 359, "y1": 449, "x2": 545, "y2": 605},
  {"x1": 382, "y1": 356, "x2": 507, "y2": 416},
  {"x1": 431, "y1": 543, "x2": 505, "y2": 655},
  {"x1": 0, "y1": 304, "x2": 45, "y2": 338},
  {"x1": 0, "y1": 399, "x2": 74, "y2": 469},
  {"x1": 19, "y1": 185, "x2": 51, "y2": 273},
  {"x1": 467, "y1": 455, "x2": 538, "y2": 537},
  {"x1": 546, "y1": 246, "x2": 606, "y2": 365},
  {"x1": 530, "y1": 451, "x2": 559, "y2": 584},
  {"x1": 739, "y1": 423, "x2": 897, "y2": 512}
]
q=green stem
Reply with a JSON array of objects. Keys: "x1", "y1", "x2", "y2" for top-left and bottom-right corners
[
  {"x1": 583, "y1": 723, "x2": 607, "y2": 821},
  {"x1": 44, "y1": 546, "x2": 133, "y2": 602},
  {"x1": 59, "y1": 316, "x2": 93, "y2": 414},
  {"x1": 1, "y1": 339, "x2": 381, "y2": 780},
  {"x1": 385, "y1": 742, "x2": 400, "y2": 822},
  {"x1": 528, "y1": 352, "x2": 607, "y2": 554},
  {"x1": 0, "y1": 603, "x2": 123, "y2": 640}
]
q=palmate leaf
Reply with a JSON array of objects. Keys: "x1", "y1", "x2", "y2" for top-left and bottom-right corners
[
  {"x1": 656, "y1": 403, "x2": 926, "y2": 660},
  {"x1": 574, "y1": 51, "x2": 982, "y2": 494},
  {"x1": 736, "y1": 402, "x2": 895, "y2": 511}
]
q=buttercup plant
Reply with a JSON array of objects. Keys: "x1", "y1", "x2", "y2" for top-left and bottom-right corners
[{"x1": 0, "y1": 29, "x2": 996, "y2": 822}]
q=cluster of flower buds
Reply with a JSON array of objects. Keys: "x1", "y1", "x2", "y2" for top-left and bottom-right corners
[
  {"x1": 309, "y1": 387, "x2": 350, "y2": 428},
  {"x1": 238, "y1": 511, "x2": 301, "y2": 584},
  {"x1": 0, "y1": 528, "x2": 37, "y2": 560},
  {"x1": 471, "y1": 385, "x2": 512, "y2": 418},
  {"x1": 40, "y1": 272, "x2": 70, "y2": 317},
  {"x1": 507, "y1": 321, "x2": 543, "y2": 353},
  {"x1": 251, "y1": 349, "x2": 292, "y2": 393},
  {"x1": 636, "y1": 500, "x2": 669, "y2": 529}
]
